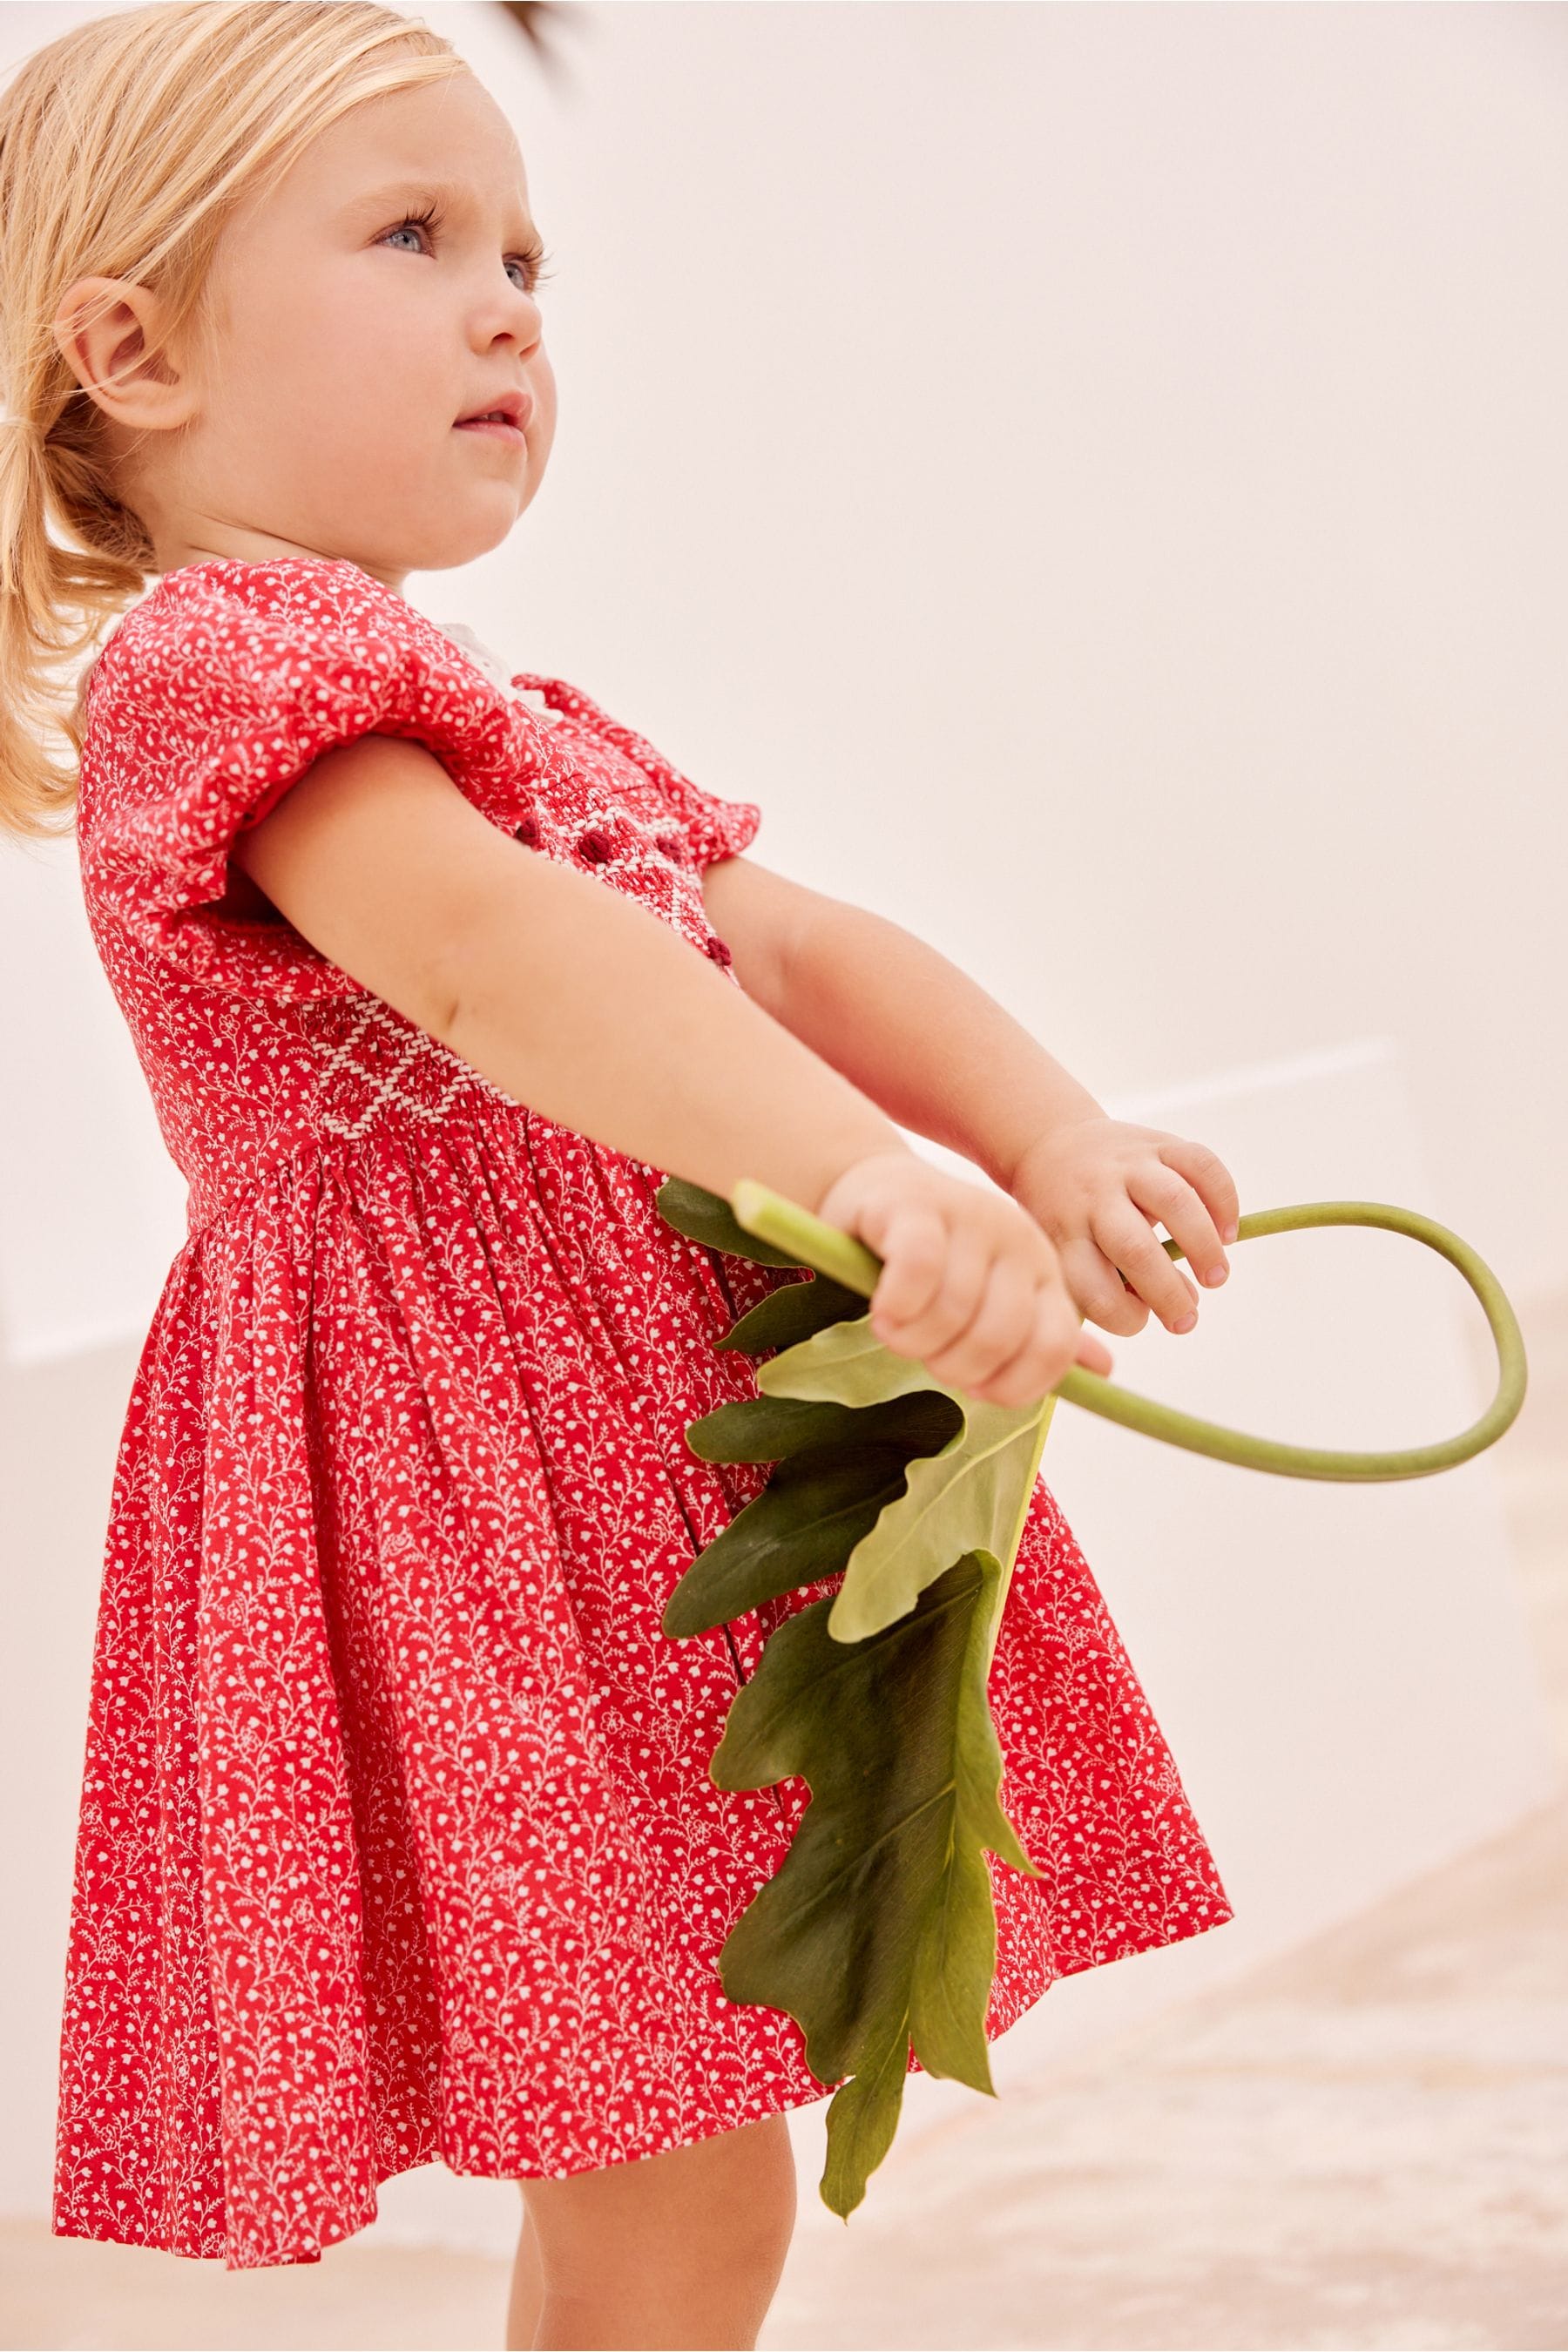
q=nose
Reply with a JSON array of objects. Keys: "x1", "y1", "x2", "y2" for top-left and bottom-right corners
[{"x1": 476, "y1": 275, "x2": 544, "y2": 356}]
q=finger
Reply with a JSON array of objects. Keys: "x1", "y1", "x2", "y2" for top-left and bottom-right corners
[
  {"x1": 1056, "y1": 1231, "x2": 1151, "y2": 1338},
  {"x1": 867, "y1": 1206, "x2": 948, "y2": 1329},
  {"x1": 924, "y1": 1257, "x2": 1037, "y2": 1393},
  {"x1": 1128, "y1": 1165, "x2": 1230, "y2": 1289},
  {"x1": 1092, "y1": 1206, "x2": 1200, "y2": 1333},
  {"x1": 878, "y1": 1221, "x2": 992, "y2": 1360},
  {"x1": 963, "y1": 1281, "x2": 1074, "y2": 1407},
  {"x1": 1158, "y1": 1136, "x2": 1240, "y2": 1247}
]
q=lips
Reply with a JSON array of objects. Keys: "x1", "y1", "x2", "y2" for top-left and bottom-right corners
[{"x1": 455, "y1": 389, "x2": 532, "y2": 431}]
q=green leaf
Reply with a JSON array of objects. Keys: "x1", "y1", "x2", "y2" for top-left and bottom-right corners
[
  {"x1": 716, "y1": 1271, "x2": 868, "y2": 1353},
  {"x1": 653, "y1": 1174, "x2": 804, "y2": 1267},
  {"x1": 654, "y1": 1175, "x2": 863, "y2": 1352},
  {"x1": 686, "y1": 1389, "x2": 963, "y2": 1469},
  {"x1": 819, "y1": 2004, "x2": 912, "y2": 2222},
  {"x1": 710, "y1": 1551, "x2": 1039, "y2": 2218},
  {"x1": 755, "y1": 1312, "x2": 1056, "y2": 1643},
  {"x1": 652, "y1": 1175, "x2": 1056, "y2": 2222},
  {"x1": 662, "y1": 1391, "x2": 963, "y2": 1638}
]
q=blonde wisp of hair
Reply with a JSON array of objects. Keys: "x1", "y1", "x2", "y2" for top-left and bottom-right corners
[{"x1": 0, "y1": 0, "x2": 467, "y2": 842}]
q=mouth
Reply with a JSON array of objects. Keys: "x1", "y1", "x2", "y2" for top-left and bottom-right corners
[{"x1": 455, "y1": 389, "x2": 531, "y2": 440}]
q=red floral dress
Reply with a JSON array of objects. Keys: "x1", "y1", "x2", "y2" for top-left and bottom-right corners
[{"x1": 53, "y1": 555, "x2": 1233, "y2": 2271}]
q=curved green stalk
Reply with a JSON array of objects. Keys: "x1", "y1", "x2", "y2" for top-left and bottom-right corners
[{"x1": 728, "y1": 1182, "x2": 1528, "y2": 1484}]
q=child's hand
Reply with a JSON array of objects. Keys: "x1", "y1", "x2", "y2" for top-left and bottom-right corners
[
  {"x1": 1004, "y1": 1116, "x2": 1240, "y2": 1339},
  {"x1": 814, "y1": 1149, "x2": 1115, "y2": 1407}
]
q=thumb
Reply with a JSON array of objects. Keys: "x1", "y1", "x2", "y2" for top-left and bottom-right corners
[{"x1": 1073, "y1": 1327, "x2": 1115, "y2": 1378}]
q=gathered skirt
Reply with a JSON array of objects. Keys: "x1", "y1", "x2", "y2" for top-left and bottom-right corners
[{"x1": 51, "y1": 1104, "x2": 1233, "y2": 2269}]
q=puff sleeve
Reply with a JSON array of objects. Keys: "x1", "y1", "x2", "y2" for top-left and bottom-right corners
[
  {"x1": 78, "y1": 559, "x2": 545, "y2": 1004},
  {"x1": 640, "y1": 731, "x2": 761, "y2": 871},
  {"x1": 510, "y1": 669, "x2": 762, "y2": 872},
  {"x1": 654, "y1": 757, "x2": 762, "y2": 870}
]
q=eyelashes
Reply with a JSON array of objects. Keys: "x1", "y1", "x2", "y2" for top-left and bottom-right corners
[{"x1": 387, "y1": 200, "x2": 555, "y2": 294}]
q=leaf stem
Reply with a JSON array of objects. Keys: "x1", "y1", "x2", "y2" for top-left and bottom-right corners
[{"x1": 727, "y1": 1184, "x2": 1529, "y2": 1485}]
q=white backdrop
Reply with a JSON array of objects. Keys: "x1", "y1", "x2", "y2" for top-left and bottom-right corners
[
  {"x1": 2, "y1": 0, "x2": 1563, "y2": 2257},
  {"x1": 426, "y1": 0, "x2": 1568, "y2": 1315}
]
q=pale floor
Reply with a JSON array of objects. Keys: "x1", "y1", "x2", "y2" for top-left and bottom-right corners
[{"x1": 6, "y1": 1294, "x2": 1565, "y2": 2352}]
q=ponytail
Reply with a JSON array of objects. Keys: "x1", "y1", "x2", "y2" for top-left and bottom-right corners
[{"x1": 0, "y1": 393, "x2": 150, "y2": 841}]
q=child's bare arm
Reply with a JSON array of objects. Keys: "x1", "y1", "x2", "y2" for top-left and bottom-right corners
[
  {"x1": 234, "y1": 733, "x2": 1115, "y2": 1402},
  {"x1": 702, "y1": 855, "x2": 1241, "y2": 1339},
  {"x1": 700, "y1": 855, "x2": 1104, "y2": 1183},
  {"x1": 233, "y1": 733, "x2": 902, "y2": 1214}
]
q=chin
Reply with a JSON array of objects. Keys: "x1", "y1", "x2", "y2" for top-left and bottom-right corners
[{"x1": 388, "y1": 500, "x2": 529, "y2": 574}]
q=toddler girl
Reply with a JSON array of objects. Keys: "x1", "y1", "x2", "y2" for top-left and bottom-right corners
[{"x1": 0, "y1": 5, "x2": 1240, "y2": 2344}]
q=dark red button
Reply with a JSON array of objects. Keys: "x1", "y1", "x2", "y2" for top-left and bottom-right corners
[
  {"x1": 654, "y1": 830, "x2": 684, "y2": 859},
  {"x1": 516, "y1": 811, "x2": 541, "y2": 848},
  {"x1": 705, "y1": 935, "x2": 733, "y2": 967},
  {"x1": 578, "y1": 828, "x2": 613, "y2": 864}
]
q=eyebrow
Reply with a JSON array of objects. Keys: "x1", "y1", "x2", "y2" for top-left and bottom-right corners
[{"x1": 348, "y1": 177, "x2": 538, "y2": 233}]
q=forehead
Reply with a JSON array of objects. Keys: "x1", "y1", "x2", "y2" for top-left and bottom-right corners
[{"x1": 289, "y1": 74, "x2": 531, "y2": 210}]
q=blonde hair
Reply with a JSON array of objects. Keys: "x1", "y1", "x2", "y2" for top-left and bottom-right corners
[{"x1": 0, "y1": 0, "x2": 469, "y2": 842}]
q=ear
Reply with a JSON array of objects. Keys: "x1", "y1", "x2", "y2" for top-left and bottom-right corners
[{"x1": 51, "y1": 276, "x2": 199, "y2": 436}]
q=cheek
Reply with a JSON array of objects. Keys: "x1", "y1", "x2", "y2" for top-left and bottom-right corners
[
  {"x1": 220, "y1": 280, "x2": 362, "y2": 436},
  {"x1": 529, "y1": 361, "x2": 560, "y2": 454},
  {"x1": 283, "y1": 266, "x2": 448, "y2": 422}
]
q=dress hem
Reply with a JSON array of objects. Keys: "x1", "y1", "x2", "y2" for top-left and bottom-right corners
[{"x1": 50, "y1": 1895, "x2": 1233, "y2": 2270}]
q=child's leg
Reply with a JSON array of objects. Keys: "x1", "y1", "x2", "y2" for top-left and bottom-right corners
[
  {"x1": 506, "y1": 2200, "x2": 545, "y2": 2350},
  {"x1": 505, "y1": 2112, "x2": 798, "y2": 2350}
]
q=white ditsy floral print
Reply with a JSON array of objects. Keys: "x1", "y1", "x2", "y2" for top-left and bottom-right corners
[{"x1": 53, "y1": 555, "x2": 1233, "y2": 2270}]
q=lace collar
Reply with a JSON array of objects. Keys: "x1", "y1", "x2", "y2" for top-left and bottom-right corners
[{"x1": 431, "y1": 617, "x2": 564, "y2": 725}]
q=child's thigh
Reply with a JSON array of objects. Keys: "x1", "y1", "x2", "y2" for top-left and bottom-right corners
[{"x1": 519, "y1": 2113, "x2": 797, "y2": 2284}]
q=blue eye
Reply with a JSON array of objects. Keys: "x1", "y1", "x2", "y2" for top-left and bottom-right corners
[
  {"x1": 509, "y1": 242, "x2": 555, "y2": 294},
  {"x1": 379, "y1": 204, "x2": 442, "y2": 257},
  {"x1": 382, "y1": 203, "x2": 554, "y2": 295}
]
